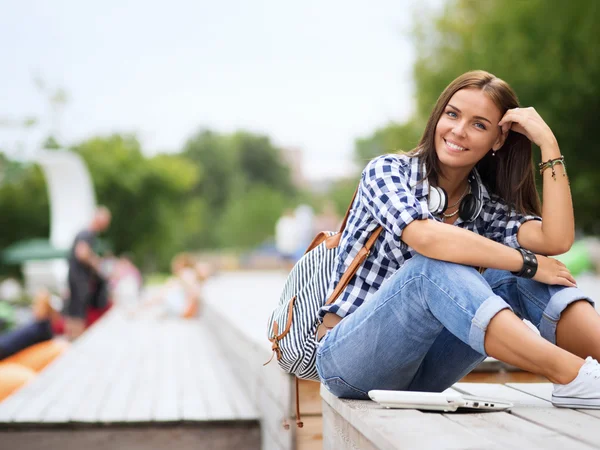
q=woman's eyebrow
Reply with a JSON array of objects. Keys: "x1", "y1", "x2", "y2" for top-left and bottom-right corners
[{"x1": 447, "y1": 104, "x2": 492, "y2": 125}]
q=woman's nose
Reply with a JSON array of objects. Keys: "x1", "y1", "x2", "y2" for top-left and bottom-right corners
[{"x1": 452, "y1": 122, "x2": 467, "y2": 138}]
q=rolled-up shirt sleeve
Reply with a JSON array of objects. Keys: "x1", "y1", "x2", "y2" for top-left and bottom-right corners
[
  {"x1": 359, "y1": 155, "x2": 430, "y2": 245},
  {"x1": 483, "y1": 197, "x2": 541, "y2": 248}
]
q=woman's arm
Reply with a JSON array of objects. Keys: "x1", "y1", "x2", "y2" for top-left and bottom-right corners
[
  {"x1": 403, "y1": 218, "x2": 523, "y2": 271},
  {"x1": 402, "y1": 218, "x2": 576, "y2": 287},
  {"x1": 498, "y1": 108, "x2": 575, "y2": 255}
]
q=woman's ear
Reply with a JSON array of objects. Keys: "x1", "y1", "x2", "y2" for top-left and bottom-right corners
[{"x1": 492, "y1": 128, "x2": 508, "y2": 151}]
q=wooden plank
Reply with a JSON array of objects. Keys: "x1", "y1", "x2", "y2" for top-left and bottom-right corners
[
  {"x1": 188, "y1": 325, "x2": 238, "y2": 420},
  {"x1": 70, "y1": 320, "x2": 131, "y2": 422},
  {"x1": 321, "y1": 385, "x2": 499, "y2": 450},
  {"x1": 296, "y1": 415, "x2": 323, "y2": 450},
  {"x1": 202, "y1": 298, "x2": 292, "y2": 418},
  {"x1": 508, "y1": 382, "x2": 600, "y2": 419},
  {"x1": 0, "y1": 313, "x2": 122, "y2": 422},
  {"x1": 10, "y1": 314, "x2": 126, "y2": 423},
  {"x1": 125, "y1": 319, "x2": 160, "y2": 422},
  {"x1": 444, "y1": 407, "x2": 590, "y2": 449},
  {"x1": 456, "y1": 383, "x2": 600, "y2": 447},
  {"x1": 298, "y1": 379, "x2": 322, "y2": 416},
  {"x1": 96, "y1": 318, "x2": 146, "y2": 423},
  {"x1": 153, "y1": 319, "x2": 180, "y2": 422},
  {"x1": 0, "y1": 424, "x2": 261, "y2": 450},
  {"x1": 200, "y1": 327, "x2": 258, "y2": 420},
  {"x1": 39, "y1": 344, "x2": 108, "y2": 423},
  {"x1": 322, "y1": 399, "x2": 379, "y2": 450},
  {"x1": 180, "y1": 321, "x2": 210, "y2": 421},
  {"x1": 257, "y1": 382, "x2": 294, "y2": 450},
  {"x1": 0, "y1": 340, "x2": 84, "y2": 422}
]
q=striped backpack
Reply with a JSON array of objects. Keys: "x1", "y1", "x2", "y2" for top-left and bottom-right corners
[{"x1": 265, "y1": 189, "x2": 382, "y2": 425}]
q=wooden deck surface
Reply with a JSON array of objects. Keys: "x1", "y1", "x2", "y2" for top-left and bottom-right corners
[
  {"x1": 322, "y1": 382, "x2": 600, "y2": 449},
  {"x1": 0, "y1": 309, "x2": 258, "y2": 427}
]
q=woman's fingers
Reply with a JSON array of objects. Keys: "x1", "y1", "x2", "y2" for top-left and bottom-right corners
[{"x1": 559, "y1": 271, "x2": 578, "y2": 286}]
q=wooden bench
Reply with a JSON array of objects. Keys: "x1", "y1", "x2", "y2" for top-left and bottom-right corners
[
  {"x1": 321, "y1": 382, "x2": 600, "y2": 449},
  {"x1": 0, "y1": 310, "x2": 260, "y2": 449},
  {"x1": 201, "y1": 271, "x2": 322, "y2": 450}
]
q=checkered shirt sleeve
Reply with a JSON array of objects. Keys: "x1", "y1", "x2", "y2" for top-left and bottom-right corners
[
  {"x1": 482, "y1": 195, "x2": 542, "y2": 248},
  {"x1": 359, "y1": 154, "x2": 431, "y2": 245}
]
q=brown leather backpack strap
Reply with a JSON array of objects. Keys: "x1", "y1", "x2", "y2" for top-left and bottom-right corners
[
  {"x1": 338, "y1": 188, "x2": 358, "y2": 233},
  {"x1": 325, "y1": 226, "x2": 383, "y2": 305}
]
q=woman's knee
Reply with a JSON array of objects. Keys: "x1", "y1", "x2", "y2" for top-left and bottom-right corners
[{"x1": 404, "y1": 254, "x2": 482, "y2": 286}]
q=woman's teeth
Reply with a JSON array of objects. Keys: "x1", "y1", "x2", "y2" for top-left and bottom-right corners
[{"x1": 446, "y1": 140, "x2": 466, "y2": 151}]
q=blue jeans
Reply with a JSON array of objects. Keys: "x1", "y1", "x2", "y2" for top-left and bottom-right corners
[
  {"x1": 0, "y1": 320, "x2": 53, "y2": 360},
  {"x1": 316, "y1": 255, "x2": 594, "y2": 399}
]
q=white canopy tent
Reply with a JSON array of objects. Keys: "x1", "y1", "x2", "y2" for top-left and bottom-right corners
[{"x1": 22, "y1": 149, "x2": 96, "y2": 295}]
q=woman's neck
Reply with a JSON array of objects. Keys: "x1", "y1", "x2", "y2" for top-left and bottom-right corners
[{"x1": 437, "y1": 168, "x2": 471, "y2": 200}]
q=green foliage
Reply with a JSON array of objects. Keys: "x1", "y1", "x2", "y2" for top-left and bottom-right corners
[
  {"x1": 182, "y1": 129, "x2": 296, "y2": 249},
  {"x1": 411, "y1": 0, "x2": 600, "y2": 231},
  {"x1": 354, "y1": 119, "x2": 424, "y2": 164},
  {"x1": 216, "y1": 185, "x2": 288, "y2": 249},
  {"x1": 0, "y1": 159, "x2": 50, "y2": 254},
  {"x1": 355, "y1": 0, "x2": 600, "y2": 232},
  {"x1": 1, "y1": 127, "x2": 299, "y2": 274},
  {"x1": 72, "y1": 135, "x2": 199, "y2": 272},
  {"x1": 327, "y1": 176, "x2": 361, "y2": 217}
]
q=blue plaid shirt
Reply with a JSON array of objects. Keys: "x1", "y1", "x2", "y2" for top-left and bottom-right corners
[{"x1": 319, "y1": 153, "x2": 541, "y2": 319}]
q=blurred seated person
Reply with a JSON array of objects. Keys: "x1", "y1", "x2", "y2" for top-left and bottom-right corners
[
  {"x1": 141, "y1": 253, "x2": 205, "y2": 319},
  {"x1": 101, "y1": 253, "x2": 143, "y2": 313},
  {"x1": 64, "y1": 206, "x2": 111, "y2": 340},
  {"x1": 0, "y1": 289, "x2": 69, "y2": 402}
]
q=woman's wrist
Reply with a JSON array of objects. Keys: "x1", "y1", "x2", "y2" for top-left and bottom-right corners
[
  {"x1": 507, "y1": 248, "x2": 524, "y2": 272},
  {"x1": 539, "y1": 140, "x2": 561, "y2": 160},
  {"x1": 511, "y1": 248, "x2": 538, "y2": 278}
]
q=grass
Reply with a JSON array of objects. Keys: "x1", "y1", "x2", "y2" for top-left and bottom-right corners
[{"x1": 144, "y1": 273, "x2": 170, "y2": 286}]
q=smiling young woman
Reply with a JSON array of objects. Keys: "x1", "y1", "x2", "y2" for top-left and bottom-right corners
[{"x1": 315, "y1": 70, "x2": 600, "y2": 410}]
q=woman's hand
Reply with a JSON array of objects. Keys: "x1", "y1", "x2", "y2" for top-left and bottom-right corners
[
  {"x1": 533, "y1": 254, "x2": 577, "y2": 287},
  {"x1": 498, "y1": 107, "x2": 557, "y2": 149}
]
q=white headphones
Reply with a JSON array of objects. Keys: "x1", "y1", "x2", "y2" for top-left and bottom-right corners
[{"x1": 427, "y1": 171, "x2": 484, "y2": 222}]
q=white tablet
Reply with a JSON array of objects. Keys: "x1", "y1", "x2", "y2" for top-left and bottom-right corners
[{"x1": 368, "y1": 390, "x2": 513, "y2": 412}]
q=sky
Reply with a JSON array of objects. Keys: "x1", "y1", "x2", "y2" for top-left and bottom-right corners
[{"x1": 0, "y1": 0, "x2": 444, "y2": 181}]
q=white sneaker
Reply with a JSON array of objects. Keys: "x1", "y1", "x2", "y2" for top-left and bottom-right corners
[{"x1": 552, "y1": 357, "x2": 600, "y2": 409}]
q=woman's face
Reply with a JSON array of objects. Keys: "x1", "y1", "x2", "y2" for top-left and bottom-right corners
[{"x1": 435, "y1": 88, "x2": 505, "y2": 172}]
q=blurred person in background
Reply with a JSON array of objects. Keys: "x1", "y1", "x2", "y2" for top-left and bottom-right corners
[
  {"x1": 275, "y1": 209, "x2": 299, "y2": 269},
  {"x1": 64, "y1": 206, "x2": 111, "y2": 340},
  {"x1": 293, "y1": 204, "x2": 315, "y2": 261},
  {"x1": 108, "y1": 254, "x2": 143, "y2": 312},
  {"x1": 313, "y1": 200, "x2": 341, "y2": 233},
  {"x1": 141, "y1": 253, "x2": 204, "y2": 319},
  {"x1": 0, "y1": 289, "x2": 68, "y2": 401}
]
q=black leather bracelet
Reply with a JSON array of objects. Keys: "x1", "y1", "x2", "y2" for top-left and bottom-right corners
[{"x1": 511, "y1": 248, "x2": 538, "y2": 278}]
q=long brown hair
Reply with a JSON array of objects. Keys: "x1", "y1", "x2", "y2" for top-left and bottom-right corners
[{"x1": 409, "y1": 70, "x2": 541, "y2": 216}]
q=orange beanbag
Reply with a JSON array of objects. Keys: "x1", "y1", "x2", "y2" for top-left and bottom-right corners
[
  {"x1": 0, "y1": 362, "x2": 36, "y2": 402},
  {"x1": 3, "y1": 339, "x2": 69, "y2": 372}
]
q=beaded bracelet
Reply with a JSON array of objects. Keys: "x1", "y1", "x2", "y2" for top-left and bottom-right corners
[{"x1": 538, "y1": 155, "x2": 567, "y2": 180}]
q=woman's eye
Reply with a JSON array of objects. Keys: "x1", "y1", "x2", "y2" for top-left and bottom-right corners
[
  {"x1": 446, "y1": 111, "x2": 457, "y2": 118},
  {"x1": 474, "y1": 122, "x2": 487, "y2": 130}
]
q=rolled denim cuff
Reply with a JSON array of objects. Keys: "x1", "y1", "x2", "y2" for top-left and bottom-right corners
[
  {"x1": 469, "y1": 295, "x2": 512, "y2": 355},
  {"x1": 540, "y1": 287, "x2": 594, "y2": 345}
]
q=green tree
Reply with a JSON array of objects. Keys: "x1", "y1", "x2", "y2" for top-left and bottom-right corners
[
  {"x1": 73, "y1": 134, "x2": 199, "y2": 271},
  {"x1": 216, "y1": 185, "x2": 287, "y2": 249},
  {"x1": 411, "y1": 0, "x2": 600, "y2": 231},
  {"x1": 182, "y1": 129, "x2": 297, "y2": 249},
  {"x1": 0, "y1": 156, "x2": 50, "y2": 276},
  {"x1": 354, "y1": 119, "x2": 423, "y2": 164}
]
